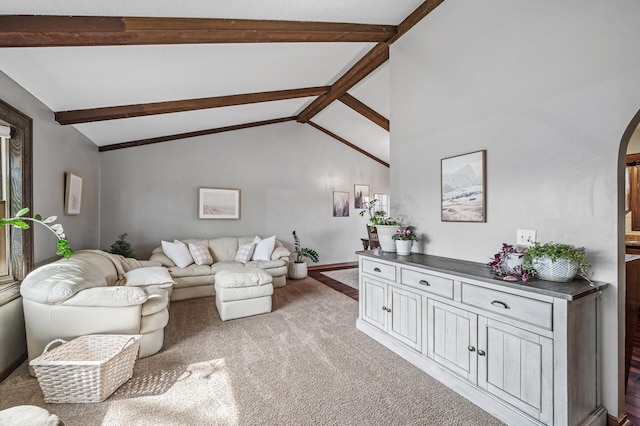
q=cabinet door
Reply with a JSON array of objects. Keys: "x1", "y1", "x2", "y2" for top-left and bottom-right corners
[
  {"x1": 361, "y1": 276, "x2": 387, "y2": 331},
  {"x1": 426, "y1": 299, "x2": 478, "y2": 384},
  {"x1": 388, "y1": 286, "x2": 421, "y2": 351},
  {"x1": 478, "y1": 318, "x2": 553, "y2": 424}
]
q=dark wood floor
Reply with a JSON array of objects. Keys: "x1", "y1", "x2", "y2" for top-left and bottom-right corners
[
  {"x1": 309, "y1": 264, "x2": 358, "y2": 301},
  {"x1": 627, "y1": 312, "x2": 640, "y2": 424}
]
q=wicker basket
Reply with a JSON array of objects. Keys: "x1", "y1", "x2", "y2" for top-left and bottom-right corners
[{"x1": 30, "y1": 334, "x2": 141, "y2": 403}]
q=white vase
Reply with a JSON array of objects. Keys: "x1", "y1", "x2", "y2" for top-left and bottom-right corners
[
  {"x1": 375, "y1": 225, "x2": 403, "y2": 252},
  {"x1": 288, "y1": 262, "x2": 308, "y2": 280},
  {"x1": 395, "y1": 240, "x2": 412, "y2": 255}
]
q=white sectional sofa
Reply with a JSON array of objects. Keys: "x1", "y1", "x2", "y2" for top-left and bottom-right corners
[
  {"x1": 20, "y1": 251, "x2": 173, "y2": 373},
  {"x1": 149, "y1": 236, "x2": 290, "y2": 302}
]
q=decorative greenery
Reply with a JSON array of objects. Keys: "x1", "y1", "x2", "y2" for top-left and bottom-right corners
[
  {"x1": 487, "y1": 243, "x2": 534, "y2": 282},
  {"x1": 0, "y1": 207, "x2": 72, "y2": 258},
  {"x1": 109, "y1": 233, "x2": 135, "y2": 258},
  {"x1": 391, "y1": 227, "x2": 419, "y2": 242},
  {"x1": 358, "y1": 199, "x2": 401, "y2": 227},
  {"x1": 522, "y1": 242, "x2": 591, "y2": 279},
  {"x1": 292, "y1": 230, "x2": 319, "y2": 264}
]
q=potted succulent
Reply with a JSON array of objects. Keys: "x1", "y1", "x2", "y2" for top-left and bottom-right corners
[
  {"x1": 391, "y1": 227, "x2": 418, "y2": 255},
  {"x1": 359, "y1": 199, "x2": 403, "y2": 252},
  {"x1": 288, "y1": 230, "x2": 319, "y2": 280},
  {"x1": 522, "y1": 242, "x2": 591, "y2": 283}
]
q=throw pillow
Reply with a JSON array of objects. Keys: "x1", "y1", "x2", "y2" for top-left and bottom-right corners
[
  {"x1": 125, "y1": 267, "x2": 175, "y2": 286},
  {"x1": 161, "y1": 240, "x2": 194, "y2": 268},
  {"x1": 251, "y1": 235, "x2": 276, "y2": 261},
  {"x1": 188, "y1": 243, "x2": 213, "y2": 266},
  {"x1": 234, "y1": 243, "x2": 256, "y2": 264}
]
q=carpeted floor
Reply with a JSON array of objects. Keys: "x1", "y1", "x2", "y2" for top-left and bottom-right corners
[
  {"x1": 0, "y1": 277, "x2": 503, "y2": 426},
  {"x1": 320, "y1": 268, "x2": 359, "y2": 289}
]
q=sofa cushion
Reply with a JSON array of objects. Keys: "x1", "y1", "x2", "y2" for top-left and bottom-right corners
[
  {"x1": 125, "y1": 267, "x2": 175, "y2": 286},
  {"x1": 234, "y1": 242, "x2": 256, "y2": 264},
  {"x1": 188, "y1": 243, "x2": 214, "y2": 266},
  {"x1": 141, "y1": 287, "x2": 170, "y2": 316},
  {"x1": 211, "y1": 261, "x2": 247, "y2": 275},
  {"x1": 208, "y1": 237, "x2": 240, "y2": 262},
  {"x1": 161, "y1": 240, "x2": 193, "y2": 268},
  {"x1": 252, "y1": 235, "x2": 276, "y2": 261},
  {"x1": 215, "y1": 269, "x2": 273, "y2": 288},
  {"x1": 214, "y1": 282, "x2": 274, "y2": 302},
  {"x1": 246, "y1": 259, "x2": 287, "y2": 270},
  {"x1": 168, "y1": 264, "x2": 213, "y2": 278},
  {"x1": 60, "y1": 286, "x2": 148, "y2": 307},
  {"x1": 140, "y1": 308, "x2": 169, "y2": 334}
]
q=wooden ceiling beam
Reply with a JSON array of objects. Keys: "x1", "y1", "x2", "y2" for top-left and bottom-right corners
[
  {"x1": 308, "y1": 121, "x2": 388, "y2": 168},
  {"x1": 56, "y1": 86, "x2": 329, "y2": 125},
  {"x1": 99, "y1": 116, "x2": 297, "y2": 152},
  {"x1": 0, "y1": 15, "x2": 397, "y2": 47},
  {"x1": 388, "y1": 0, "x2": 445, "y2": 44},
  {"x1": 339, "y1": 93, "x2": 389, "y2": 131}
]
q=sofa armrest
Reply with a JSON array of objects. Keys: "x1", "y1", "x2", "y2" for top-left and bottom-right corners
[
  {"x1": 60, "y1": 286, "x2": 148, "y2": 307},
  {"x1": 271, "y1": 246, "x2": 291, "y2": 261},
  {"x1": 149, "y1": 252, "x2": 176, "y2": 267}
]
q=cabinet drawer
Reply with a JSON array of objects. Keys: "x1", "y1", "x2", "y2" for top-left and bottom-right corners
[
  {"x1": 461, "y1": 284, "x2": 552, "y2": 330},
  {"x1": 362, "y1": 259, "x2": 396, "y2": 282},
  {"x1": 400, "y1": 268, "x2": 453, "y2": 299}
]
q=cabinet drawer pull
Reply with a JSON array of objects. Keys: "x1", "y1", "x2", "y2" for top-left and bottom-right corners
[
  {"x1": 382, "y1": 306, "x2": 386, "y2": 311},
  {"x1": 478, "y1": 350, "x2": 486, "y2": 356},
  {"x1": 491, "y1": 300, "x2": 510, "y2": 309},
  {"x1": 373, "y1": 267, "x2": 381, "y2": 272},
  {"x1": 468, "y1": 346, "x2": 476, "y2": 352},
  {"x1": 418, "y1": 279, "x2": 431, "y2": 286}
]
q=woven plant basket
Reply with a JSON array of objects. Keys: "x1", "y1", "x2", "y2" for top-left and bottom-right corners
[
  {"x1": 532, "y1": 256, "x2": 578, "y2": 282},
  {"x1": 30, "y1": 334, "x2": 141, "y2": 403}
]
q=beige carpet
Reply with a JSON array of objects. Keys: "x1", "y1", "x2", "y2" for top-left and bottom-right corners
[
  {"x1": 0, "y1": 277, "x2": 503, "y2": 426},
  {"x1": 320, "y1": 268, "x2": 359, "y2": 289}
]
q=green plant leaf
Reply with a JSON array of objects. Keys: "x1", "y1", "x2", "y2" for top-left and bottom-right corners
[
  {"x1": 16, "y1": 207, "x2": 29, "y2": 217},
  {"x1": 42, "y1": 215, "x2": 57, "y2": 224}
]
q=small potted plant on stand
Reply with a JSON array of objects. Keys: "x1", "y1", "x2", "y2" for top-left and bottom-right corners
[
  {"x1": 359, "y1": 199, "x2": 403, "y2": 252},
  {"x1": 392, "y1": 227, "x2": 418, "y2": 255},
  {"x1": 522, "y1": 242, "x2": 591, "y2": 283},
  {"x1": 288, "y1": 230, "x2": 320, "y2": 280}
]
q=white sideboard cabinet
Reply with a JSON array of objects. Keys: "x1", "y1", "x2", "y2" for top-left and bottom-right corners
[{"x1": 356, "y1": 251, "x2": 607, "y2": 426}]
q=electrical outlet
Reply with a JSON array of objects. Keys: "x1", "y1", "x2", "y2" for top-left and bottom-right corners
[{"x1": 516, "y1": 229, "x2": 536, "y2": 246}]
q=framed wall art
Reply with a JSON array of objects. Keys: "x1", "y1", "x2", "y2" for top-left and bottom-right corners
[
  {"x1": 354, "y1": 184, "x2": 370, "y2": 209},
  {"x1": 441, "y1": 150, "x2": 486, "y2": 222},
  {"x1": 333, "y1": 191, "x2": 349, "y2": 217},
  {"x1": 64, "y1": 172, "x2": 83, "y2": 215},
  {"x1": 198, "y1": 187, "x2": 240, "y2": 219}
]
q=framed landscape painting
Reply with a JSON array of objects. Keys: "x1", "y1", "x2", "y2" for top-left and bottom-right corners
[
  {"x1": 333, "y1": 191, "x2": 349, "y2": 217},
  {"x1": 354, "y1": 184, "x2": 369, "y2": 209},
  {"x1": 441, "y1": 150, "x2": 486, "y2": 222},
  {"x1": 198, "y1": 187, "x2": 240, "y2": 219}
]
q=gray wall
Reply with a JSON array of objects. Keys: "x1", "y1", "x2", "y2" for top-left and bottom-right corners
[
  {"x1": 99, "y1": 121, "x2": 389, "y2": 264},
  {"x1": 390, "y1": 0, "x2": 640, "y2": 418}
]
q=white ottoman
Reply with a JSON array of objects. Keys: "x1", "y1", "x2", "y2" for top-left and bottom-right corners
[{"x1": 214, "y1": 269, "x2": 274, "y2": 321}]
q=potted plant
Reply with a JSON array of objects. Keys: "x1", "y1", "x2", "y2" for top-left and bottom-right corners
[
  {"x1": 108, "y1": 233, "x2": 135, "y2": 258},
  {"x1": 0, "y1": 207, "x2": 72, "y2": 258},
  {"x1": 522, "y1": 242, "x2": 591, "y2": 283},
  {"x1": 487, "y1": 243, "x2": 533, "y2": 282},
  {"x1": 288, "y1": 230, "x2": 319, "y2": 280},
  {"x1": 391, "y1": 227, "x2": 418, "y2": 255},
  {"x1": 359, "y1": 199, "x2": 403, "y2": 252}
]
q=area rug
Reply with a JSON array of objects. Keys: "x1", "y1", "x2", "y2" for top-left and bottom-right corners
[
  {"x1": 0, "y1": 277, "x2": 503, "y2": 426},
  {"x1": 320, "y1": 268, "x2": 359, "y2": 289}
]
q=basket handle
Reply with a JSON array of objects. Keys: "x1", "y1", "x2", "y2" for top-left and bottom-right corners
[
  {"x1": 42, "y1": 339, "x2": 67, "y2": 354},
  {"x1": 118, "y1": 335, "x2": 141, "y2": 353}
]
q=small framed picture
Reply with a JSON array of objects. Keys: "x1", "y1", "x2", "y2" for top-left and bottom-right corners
[
  {"x1": 64, "y1": 172, "x2": 83, "y2": 215},
  {"x1": 354, "y1": 184, "x2": 370, "y2": 209},
  {"x1": 441, "y1": 150, "x2": 486, "y2": 222},
  {"x1": 198, "y1": 187, "x2": 240, "y2": 219},
  {"x1": 333, "y1": 191, "x2": 349, "y2": 217}
]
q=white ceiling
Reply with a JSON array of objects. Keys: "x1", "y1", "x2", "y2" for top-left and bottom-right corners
[{"x1": 0, "y1": 1, "x2": 425, "y2": 162}]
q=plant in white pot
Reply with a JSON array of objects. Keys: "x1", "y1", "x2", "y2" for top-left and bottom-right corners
[
  {"x1": 358, "y1": 199, "x2": 403, "y2": 252},
  {"x1": 391, "y1": 227, "x2": 418, "y2": 255},
  {"x1": 288, "y1": 230, "x2": 319, "y2": 280},
  {"x1": 522, "y1": 242, "x2": 590, "y2": 283}
]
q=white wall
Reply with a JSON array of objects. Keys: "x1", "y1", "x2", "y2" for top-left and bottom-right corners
[
  {"x1": 0, "y1": 71, "x2": 100, "y2": 264},
  {"x1": 390, "y1": 0, "x2": 640, "y2": 418},
  {"x1": 99, "y1": 121, "x2": 389, "y2": 264}
]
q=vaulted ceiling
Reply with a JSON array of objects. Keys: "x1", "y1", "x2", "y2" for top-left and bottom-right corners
[{"x1": 0, "y1": 1, "x2": 444, "y2": 165}]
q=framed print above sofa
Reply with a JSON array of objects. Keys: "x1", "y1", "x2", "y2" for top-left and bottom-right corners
[{"x1": 198, "y1": 187, "x2": 240, "y2": 219}]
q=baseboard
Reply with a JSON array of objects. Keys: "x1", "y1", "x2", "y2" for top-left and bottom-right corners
[
  {"x1": 0, "y1": 351, "x2": 26, "y2": 383},
  {"x1": 608, "y1": 413, "x2": 631, "y2": 426},
  {"x1": 308, "y1": 262, "x2": 357, "y2": 271}
]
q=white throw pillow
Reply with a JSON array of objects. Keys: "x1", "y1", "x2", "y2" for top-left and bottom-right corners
[
  {"x1": 125, "y1": 267, "x2": 175, "y2": 286},
  {"x1": 161, "y1": 240, "x2": 194, "y2": 268},
  {"x1": 188, "y1": 243, "x2": 213, "y2": 266},
  {"x1": 234, "y1": 243, "x2": 256, "y2": 264},
  {"x1": 251, "y1": 235, "x2": 276, "y2": 261}
]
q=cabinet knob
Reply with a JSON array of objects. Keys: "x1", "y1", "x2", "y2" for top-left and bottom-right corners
[
  {"x1": 386, "y1": 307, "x2": 392, "y2": 312},
  {"x1": 382, "y1": 306, "x2": 387, "y2": 311},
  {"x1": 478, "y1": 350, "x2": 486, "y2": 356},
  {"x1": 491, "y1": 300, "x2": 510, "y2": 310},
  {"x1": 419, "y1": 279, "x2": 431, "y2": 286},
  {"x1": 468, "y1": 346, "x2": 476, "y2": 352}
]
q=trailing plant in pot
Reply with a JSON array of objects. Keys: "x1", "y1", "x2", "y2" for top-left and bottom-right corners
[
  {"x1": 522, "y1": 242, "x2": 591, "y2": 283},
  {"x1": 288, "y1": 230, "x2": 319, "y2": 280},
  {"x1": 391, "y1": 227, "x2": 418, "y2": 255},
  {"x1": 488, "y1": 243, "x2": 534, "y2": 282},
  {"x1": 358, "y1": 199, "x2": 403, "y2": 252}
]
